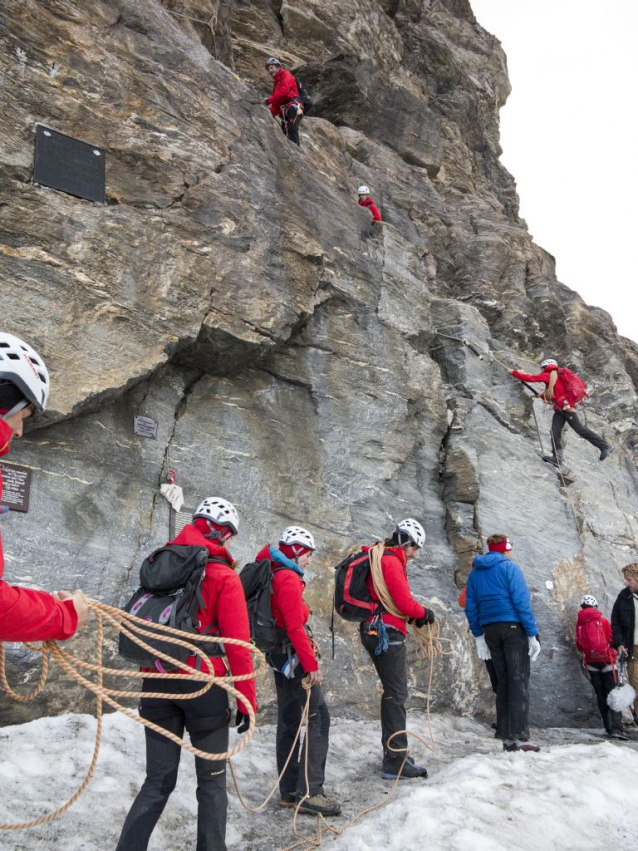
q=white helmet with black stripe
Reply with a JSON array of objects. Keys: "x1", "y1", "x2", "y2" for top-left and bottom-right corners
[
  {"x1": 540, "y1": 358, "x2": 558, "y2": 370},
  {"x1": 0, "y1": 332, "x2": 50, "y2": 415},
  {"x1": 396, "y1": 518, "x2": 426, "y2": 549},
  {"x1": 193, "y1": 497, "x2": 239, "y2": 536},
  {"x1": 357, "y1": 185, "x2": 371, "y2": 194},
  {"x1": 580, "y1": 594, "x2": 599, "y2": 608},
  {"x1": 280, "y1": 525, "x2": 316, "y2": 551}
]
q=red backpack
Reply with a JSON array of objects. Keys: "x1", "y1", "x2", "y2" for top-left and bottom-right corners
[
  {"x1": 576, "y1": 614, "x2": 613, "y2": 662},
  {"x1": 558, "y1": 367, "x2": 589, "y2": 406}
]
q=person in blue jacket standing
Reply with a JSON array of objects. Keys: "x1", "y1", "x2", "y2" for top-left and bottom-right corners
[{"x1": 465, "y1": 534, "x2": 542, "y2": 752}]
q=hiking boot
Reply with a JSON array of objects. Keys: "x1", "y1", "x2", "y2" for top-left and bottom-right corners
[
  {"x1": 599, "y1": 444, "x2": 614, "y2": 462},
  {"x1": 279, "y1": 792, "x2": 296, "y2": 808},
  {"x1": 381, "y1": 756, "x2": 428, "y2": 780},
  {"x1": 608, "y1": 729, "x2": 629, "y2": 741},
  {"x1": 503, "y1": 741, "x2": 540, "y2": 753},
  {"x1": 295, "y1": 794, "x2": 341, "y2": 817},
  {"x1": 542, "y1": 455, "x2": 560, "y2": 468}
]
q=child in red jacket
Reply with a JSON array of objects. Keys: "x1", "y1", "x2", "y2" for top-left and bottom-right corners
[
  {"x1": 357, "y1": 185, "x2": 383, "y2": 221},
  {"x1": 575, "y1": 595, "x2": 627, "y2": 739},
  {"x1": 255, "y1": 525, "x2": 340, "y2": 818}
]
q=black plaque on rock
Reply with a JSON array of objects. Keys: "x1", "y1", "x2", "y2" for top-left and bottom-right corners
[
  {"x1": 0, "y1": 462, "x2": 32, "y2": 513},
  {"x1": 33, "y1": 125, "x2": 105, "y2": 203},
  {"x1": 133, "y1": 416, "x2": 159, "y2": 439},
  {"x1": 169, "y1": 507, "x2": 193, "y2": 539}
]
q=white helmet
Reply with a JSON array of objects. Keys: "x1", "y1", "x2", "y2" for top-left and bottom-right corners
[
  {"x1": 357, "y1": 185, "x2": 370, "y2": 194},
  {"x1": 193, "y1": 497, "x2": 239, "y2": 535},
  {"x1": 540, "y1": 358, "x2": 558, "y2": 370},
  {"x1": 265, "y1": 56, "x2": 281, "y2": 67},
  {"x1": 0, "y1": 332, "x2": 50, "y2": 414},
  {"x1": 280, "y1": 525, "x2": 316, "y2": 551},
  {"x1": 396, "y1": 518, "x2": 426, "y2": 549},
  {"x1": 580, "y1": 594, "x2": 599, "y2": 608}
]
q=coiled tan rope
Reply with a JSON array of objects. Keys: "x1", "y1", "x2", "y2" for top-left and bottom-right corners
[{"x1": 0, "y1": 599, "x2": 264, "y2": 830}]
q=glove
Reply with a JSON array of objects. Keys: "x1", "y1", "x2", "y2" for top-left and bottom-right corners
[
  {"x1": 235, "y1": 711, "x2": 250, "y2": 734},
  {"x1": 528, "y1": 635, "x2": 541, "y2": 662},
  {"x1": 414, "y1": 608, "x2": 435, "y2": 628},
  {"x1": 475, "y1": 634, "x2": 491, "y2": 661}
]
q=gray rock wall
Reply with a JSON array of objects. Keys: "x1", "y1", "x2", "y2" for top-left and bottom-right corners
[{"x1": 1, "y1": 0, "x2": 637, "y2": 727}]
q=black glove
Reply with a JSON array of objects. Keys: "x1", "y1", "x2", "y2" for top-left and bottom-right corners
[
  {"x1": 235, "y1": 711, "x2": 250, "y2": 734},
  {"x1": 414, "y1": 608, "x2": 435, "y2": 628}
]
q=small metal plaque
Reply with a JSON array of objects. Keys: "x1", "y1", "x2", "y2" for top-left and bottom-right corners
[
  {"x1": 33, "y1": 125, "x2": 105, "y2": 203},
  {"x1": 170, "y1": 507, "x2": 193, "y2": 539},
  {"x1": 133, "y1": 416, "x2": 158, "y2": 439},
  {"x1": 0, "y1": 462, "x2": 32, "y2": 513}
]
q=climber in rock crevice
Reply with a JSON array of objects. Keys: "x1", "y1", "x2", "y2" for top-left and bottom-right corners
[
  {"x1": 510, "y1": 358, "x2": 613, "y2": 468},
  {"x1": 357, "y1": 185, "x2": 383, "y2": 222}
]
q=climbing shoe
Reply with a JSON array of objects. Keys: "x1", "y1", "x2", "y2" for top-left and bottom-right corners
[
  {"x1": 608, "y1": 730, "x2": 629, "y2": 741},
  {"x1": 381, "y1": 756, "x2": 428, "y2": 780},
  {"x1": 503, "y1": 741, "x2": 540, "y2": 753},
  {"x1": 295, "y1": 794, "x2": 341, "y2": 817},
  {"x1": 279, "y1": 793, "x2": 297, "y2": 808},
  {"x1": 599, "y1": 444, "x2": 615, "y2": 462},
  {"x1": 542, "y1": 455, "x2": 560, "y2": 468}
]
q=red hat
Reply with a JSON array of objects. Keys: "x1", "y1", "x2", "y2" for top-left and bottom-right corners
[
  {"x1": 488, "y1": 538, "x2": 512, "y2": 553},
  {"x1": 279, "y1": 543, "x2": 311, "y2": 561},
  {"x1": 193, "y1": 517, "x2": 233, "y2": 540}
]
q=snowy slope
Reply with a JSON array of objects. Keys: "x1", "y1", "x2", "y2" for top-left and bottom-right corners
[{"x1": 0, "y1": 712, "x2": 636, "y2": 850}]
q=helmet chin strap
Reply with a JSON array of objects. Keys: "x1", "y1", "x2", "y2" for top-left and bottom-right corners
[
  {"x1": 2, "y1": 399, "x2": 30, "y2": 420},
  {"x1": 204, "y1": 520, "x2": 224, "y2": 542}
]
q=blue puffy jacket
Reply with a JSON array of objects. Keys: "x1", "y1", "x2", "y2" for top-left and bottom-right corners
[{"x1": 465, "y1": 552, "x2": 539, "y2": 637}]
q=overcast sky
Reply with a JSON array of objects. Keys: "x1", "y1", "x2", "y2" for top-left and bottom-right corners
[{"x1": 471, "y1": 0, "x2": 638, "y2": 345}]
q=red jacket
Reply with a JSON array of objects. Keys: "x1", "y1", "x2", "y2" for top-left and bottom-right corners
[
  {"x1": 165, "y1": 524, "x2": 257, "y2": 712},
  {"x1": 0, "y1": 419, "x2": 78, "y2": 642},
  {"x1": 266, "y1": 68, "x2": 299, "y2": 117},
  {"x1": 358, "y1": 197, "x2": 382, "y2": 222},
  {"x1": 511, "y1": 367, "x2": 569, "y2": 411},
  {"x1": 255, "y1": 544, "x2": 318, "y2": 673},
  {"x1": 363, "y1": 545, "x2": 426, "y2": 635},
  {"x1": 575, "y1": 607, "x2": 618, "y2": 664}
]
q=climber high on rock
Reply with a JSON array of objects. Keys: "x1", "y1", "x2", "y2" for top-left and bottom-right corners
[
  {"x1": 265, "y1": 57, "x2": 304, "y2": 147},
  {"x1": 357, "y1": 185, "x2": 383, "y2": 222},
  {"x1": 510, "y1": 358, "x2": 614, "y2": 468}
]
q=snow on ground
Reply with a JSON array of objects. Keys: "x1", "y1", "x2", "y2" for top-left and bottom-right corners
[{"x1": 0, "y1": 711, "x2": 636, "y2": 850}]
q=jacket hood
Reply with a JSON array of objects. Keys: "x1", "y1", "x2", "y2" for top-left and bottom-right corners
[
  {"x1": 577, "y1": 607, "x2": 603, "y2": 624},
  {"x1": 255, "y1": 543, "x2": 304, "y2": 577},
  {"x1": 0, "y1": 419, "x2": 12, "y2": 458},
  {"x1": 472, "y1": 552, "x2": 507, "y2": 570},
  {"x1": 170, "y1": 523, "x2": 233, "y2": 564}
]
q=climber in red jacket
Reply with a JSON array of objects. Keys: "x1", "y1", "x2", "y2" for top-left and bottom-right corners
[
  {"x1": 116, "y1": 497, "x2": 257, "y2": 851},
  {"x1": 0, "y1": 331, "x2": 89, "y2": 642},
  {"x1": 511, "y1": 357, "x2": 613, "y2": 468},
  {"x1": 360, "y1": 518, "x2": 434, "y2": 780},
  {"x1": 265, "y1": 56, "x2": 304, "y2": 146},
  {"x1": 575, "y1": 595, "x2": 627, "y2": 740},
  {"x1": 254, "y1": 525, "x2": 340, "y2": 818},
  {"x1": 357, "y1": 185, "x2": 383, "y2": 222}
]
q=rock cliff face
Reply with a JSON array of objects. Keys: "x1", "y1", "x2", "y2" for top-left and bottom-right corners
[{"x1": 2, "y1": 0, "x2": 637, "y2": 726}]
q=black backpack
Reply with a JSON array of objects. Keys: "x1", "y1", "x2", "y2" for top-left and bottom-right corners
[
  {"x1": 293, "y1": 74, "x2": 313, "y2": 115},
  {"x1": 239, "y1": 560, "x2": 288, "y2": 653},
  {"x1": 333, "y1": 549, "x2": 383, "y2": 622},
  {"x1": 118, "y1": 545, "x2": 227, "y2": 670}
]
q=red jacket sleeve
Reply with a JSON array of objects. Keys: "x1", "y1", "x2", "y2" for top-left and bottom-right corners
[
  {"x1": 0, "y1": 580, "x2": 78, "y2": 641},
  {"x1": 213, "y1": 571, "x2": 257, "y2": 713},
  {"x1": 382, "y1": 553, "x2": 426, "y2": 621},
  {"x1": 369, "y1": 202, "x2": 382, "y2": 221},
  {"x1": 274, "y1": 573, "x2": 318, "y2": 673},
  {"x1": 0, "y1": 430, "x2": 79, "y2": 642},
  {"x1": 457, "y1": 586, "x2": 467, "y2": 609},
  {"x1": 511, "y1": 370, "x2": 549, "y2": 384},
  {"x1": 267, "y1": 70, "x2": 299, "y2": 116}
]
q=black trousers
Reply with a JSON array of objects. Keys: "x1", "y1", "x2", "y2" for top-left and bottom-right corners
[
  {"x1": 551, "y1": 409, "x2": 607, "y2": 456},
  {"x1": 273, "y1": 669, "x2": 330, "y2": 798},
  {"x1": 360, "y1": 628, "x2": 408, "y2": 764},
  {"x1": 115, "y1": 678, "x2": 230, "y2": 851},
  {"x1": 483, "y1": 622, "x2": 530, "y2": 742},
  {"x1": 485, "y1": 658, "x2": 499, "y2": 694},
  {"x1": 588, "y1": 663, "x2": 623, "y2": 733},
  {"x1": 281, "y1": 103, "x2": 303, "y2": 146}
]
